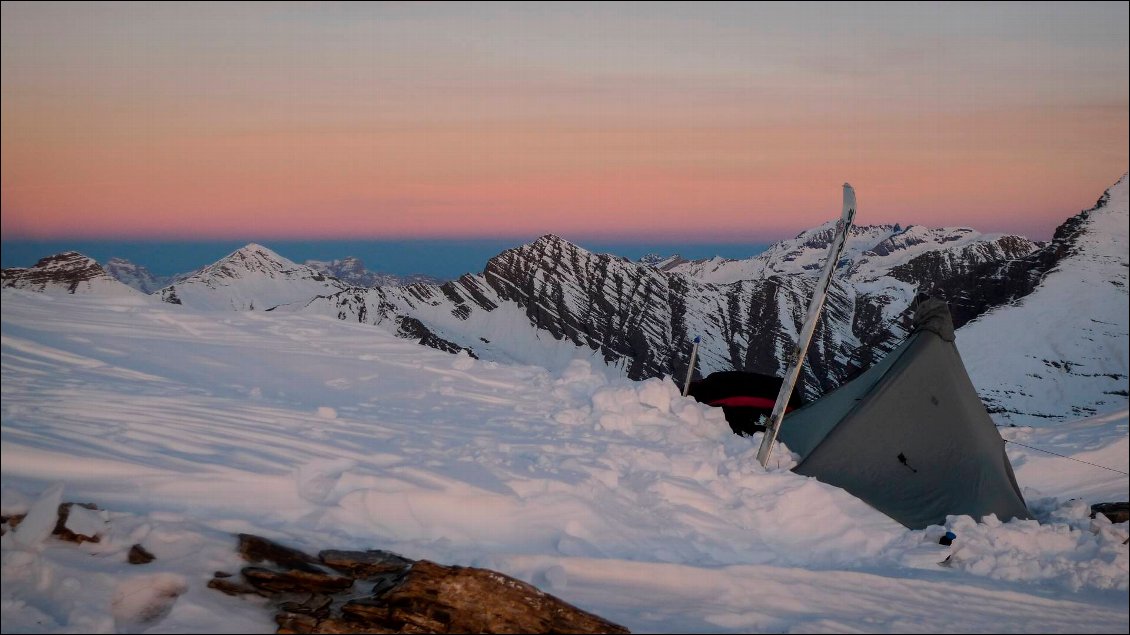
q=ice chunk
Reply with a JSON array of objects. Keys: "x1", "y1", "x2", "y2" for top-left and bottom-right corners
[
  {"x1": 10, "y1": 484, "x2": 63, "y2": 550},
  {"x1": 63, "y1": 505, "x2": 106, "y2": 541}
]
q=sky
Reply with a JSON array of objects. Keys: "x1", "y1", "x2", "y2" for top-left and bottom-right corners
[{"x1": 1, "y1": 2, "x2": 1127, "y2": 244}]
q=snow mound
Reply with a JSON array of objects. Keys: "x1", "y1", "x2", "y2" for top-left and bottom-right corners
[
  {"x1": 942, "y1": 499, "x2": 1128, "y2": 592},
  {"x1": 111, "y1": 573, "x2": 188, "y2": 631}
]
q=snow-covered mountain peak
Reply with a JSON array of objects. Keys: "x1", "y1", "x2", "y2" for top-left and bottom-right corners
[
  {"x1": 665, "y1": 220, "x2": 1037, "y2": 286},
  {"x1": 508, "y1": 234, "x2": 579, "y2": 259},
  {"x1": 864, "y1": 225, "x2": 975, "y2": 257},
  {"x1": 542, "y1": 235, "x2": 601, "y2": 260},
  {"x1": 651, "y1": 255, "x2": 691, "y2": 271},
  {"x1": 104, "y1": 257, "x2": 170, "y2": 294},
  {"x1": 34, "y1": 251, "x2": 95, "y2": 269},
  {"x1": 665, "y1": 223, "x2": 904, "y2": 283},
  {"x1": 794, "y1": 220, "x2": 899, "y2": 247},
  {"x1": 1091, "y1": 172, "x2": 1127, "y2": 210},
  {"x1": 1066, "y1": 173, "x2": 1127, "y2": 262},
  {"x1": 207, "y1": 243, "x2": 296, "y2": 275},
  {"x1": 958, "y1": 172, "x2": 1128, "y2": 424},
  {"x1": 639, "y1": 253, "x2": 673, "y2": 266},
  {"x1": 1, "y1": 252, "x2": 138, "y2": 296},
  {"x1": 487, "y1": 235, "x2": 605, "y2": 278},
  {"x1": 306, "y1": 256, "x2": 368, "y2": 281},
  {"x1": 158, "y1": 243, "x2": 349, "y2": 310},
  {"x1": 305, "y1": 256, "x2": 443, "y2": 288},
  {"x1": 530, "y1": 233, "x2": 572, "y2": 248},
  {"x1": 328, "y1": 255, "x2": 366, "y2": 273}
]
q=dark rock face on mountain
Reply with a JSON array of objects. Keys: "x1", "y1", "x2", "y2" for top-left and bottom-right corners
[
  {"x1": 484, "y1": 236, "x2": 675, "y2": 375},
  {"x1": 886, "y1": 189, "x2": 1114, "y2": 332},
  {"x1": 396, "y1": 316, "x2": 477, "y2": 357},
  {"x1": 1, "y1": 252, "x2": 135, "y2": 295},
  {"x1": 534, "y1": 234, "x2": 1040, "y2": 395},
  {"x1": 468, "y1": 237, "x2": 858, "y2": 393},
  {"x1": 885, "y1": 235, "x2": 1044, "y2": 329}
]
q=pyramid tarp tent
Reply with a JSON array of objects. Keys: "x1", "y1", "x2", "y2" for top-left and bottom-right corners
[{"x1": 779, "y1": 298, "x2": 1031, "y2": 529}]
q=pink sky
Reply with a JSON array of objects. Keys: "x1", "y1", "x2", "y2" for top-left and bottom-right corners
[{"x1": 2, "y1": 2, "x2": 1127, "y2": 242}]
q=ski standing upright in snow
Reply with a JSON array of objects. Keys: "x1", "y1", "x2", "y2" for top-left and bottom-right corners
[
  {"x1": 756, "y1": 184, "x2": 857, "y2": 467},
  {"x1": 682, "y1": 336, "x2": 701, "y2": 397}
]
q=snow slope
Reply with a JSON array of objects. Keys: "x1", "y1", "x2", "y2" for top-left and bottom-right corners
[
  {"x1": 2, "y1": 290, "x2": 1126, "y2": 633},
  {"x1": 959, "y1": 174, "x2": 1129, "y2": 424}
]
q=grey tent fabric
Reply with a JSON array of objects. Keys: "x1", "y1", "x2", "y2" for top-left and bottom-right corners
[{"x1": 778, "y1": 300, "x2": 1031, "y2": 529}]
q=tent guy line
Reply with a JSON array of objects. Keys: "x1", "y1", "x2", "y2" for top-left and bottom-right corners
[{"x1": 1004, "y1": 439, "x2": 1129, "y2": 475}]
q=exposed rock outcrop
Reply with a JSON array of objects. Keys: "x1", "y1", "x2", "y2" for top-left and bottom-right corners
[{"x1": 210, "y1": 533, "x2": 629, "y2": 634}]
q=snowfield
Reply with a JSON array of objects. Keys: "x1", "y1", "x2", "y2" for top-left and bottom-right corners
[{"x1": 2, "y1": 290, "x2": 1127, "y2": 633}]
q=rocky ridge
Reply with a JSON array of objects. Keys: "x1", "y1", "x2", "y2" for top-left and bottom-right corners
[{"x1": 1, "y1": 252, "x2": 137, "y2": 295}]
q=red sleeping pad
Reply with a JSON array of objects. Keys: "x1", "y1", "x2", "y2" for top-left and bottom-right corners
[{"x1": 687, "y1": 371, "x2": 804, "y2": 436}]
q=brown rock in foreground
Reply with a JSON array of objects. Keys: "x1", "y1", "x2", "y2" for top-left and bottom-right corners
[
  {"x1": 343, "y1": 559, "x2": 629, "y2": 634},
  {"x1": 211, "y1": 534, "x2": 629, "y2": 634},
  {"x1": 128, "y1": 543, "x2": 156, "y2": 564},
  {"x1": 1091, "y1": 502, "x2": 1129, "y2": 524},
  {"x1": 239, "y1": 533, "x2": 323, "y2": 571}
]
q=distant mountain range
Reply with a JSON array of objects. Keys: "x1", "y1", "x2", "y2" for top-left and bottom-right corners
[
  {"x1": 303, "y1": 257, "x2": 443, "y2": 288},
  {"x1": 5, "y1": 174, "x2": 1126, "y2": 424},
  {"x1": 298, "y1": 222, "x2": 1044, "y2": 399},
  {"x1": 96, "y1": 254, "x2": 439, "y2": 295}
]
